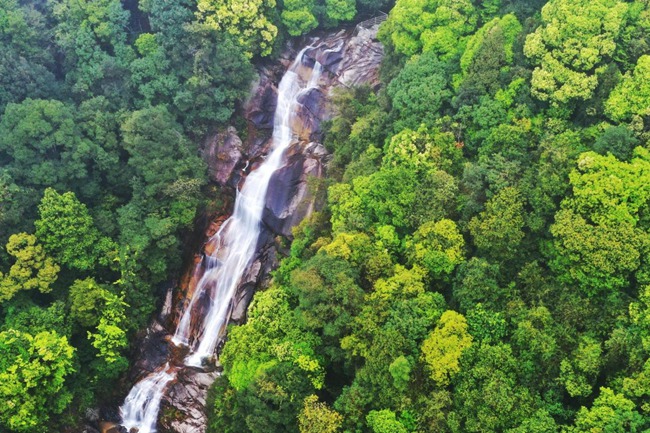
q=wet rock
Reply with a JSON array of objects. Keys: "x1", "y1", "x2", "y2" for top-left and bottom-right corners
[
  {"x1": 159, "y1": 369, "x2": 219, "y2": 433},
  {"x1": 244, "y1": 63, "x2": 284, "y2": 130},
  {"x1": 159, "y1": 285, "x2": 175, "y2": 323},
  {"x1": 130, "y1": 320, "x2": 170, "y2": 379},
  {"x1": 231, "y1": 282, "x2": 256, "y2": 324},
  {"x1": 99, "y1": 407, "x2": 123, "y2": 424},
  {"x1": 296, "y1": 88, "x2": 326, "y2": 142},
  {"x1": 202, "y1": 126, "x2": 243, "y2": 186},
  {"x1": 262, "y1": 142, "x2": 326, "y2": 238},
  {"x1": 85, "y1": 408, "x2": 100, "y2": 423},
  {"x1": 98, "y1": 422, "x2": 127, "y2": 433},
  {"x1": 263, "y1": 154, "x2": 306, "y2": 235},
  {"x1": 337, "y1": 25, "x2": 384, "y2": 88},
  {"x1": 240, "y1": 258, "x2": 262, "y2": 287}
]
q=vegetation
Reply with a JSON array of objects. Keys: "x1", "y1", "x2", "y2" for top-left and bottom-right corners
[
  {"x1": 205, "y1": 0, "x2": 650, "y2": 432},
  {"x1": 2, "y1": 0, "x2": 650, "y2": 431}
]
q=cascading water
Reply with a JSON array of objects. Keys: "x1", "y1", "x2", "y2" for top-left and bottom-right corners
[{"x1": 120, "y1": 44, "x2": 324, "y2": 433}]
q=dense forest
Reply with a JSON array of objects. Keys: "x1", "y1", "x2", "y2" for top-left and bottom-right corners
[{"x1": 1, "y1": 0, "x2": 650, "y2": 431}]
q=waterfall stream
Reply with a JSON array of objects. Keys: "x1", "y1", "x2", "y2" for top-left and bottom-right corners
[{"x1": 120, "y1": 45, "x2": 324, "y2": 433}]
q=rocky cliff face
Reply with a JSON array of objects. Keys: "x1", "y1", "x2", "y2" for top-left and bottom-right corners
[{"x1": 116, "y1": 23, "x2": 384, "y2": 433}]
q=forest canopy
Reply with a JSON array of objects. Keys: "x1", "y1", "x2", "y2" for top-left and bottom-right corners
[{"x1": 2, "y1": 0, "x2": 650, "y2": 432}]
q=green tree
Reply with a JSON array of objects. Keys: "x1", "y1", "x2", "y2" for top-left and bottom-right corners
[
  {"x1": 405, "y1": 219, "x2": 465, "y2": 280},
  {"x1": 421, "y1": 310, "x2": 473, "y2": 386},
  {"x1": 366, "y1": 409, "x2": 408, "y2": 433},
  {"x1": 388, "y1": 356, "x2": 411, "y2": 391},
  {"x1": 549, "y1": 149, "x2": 650, "y2": 294},
  {"x1": 457, "y1": 14, "x2": 522, "y2": 100},
  {"x1": 52, "y1": 0, "x2": 133, "y2": 100},
  {"x1": 281, "y1": 0, "x2": 319, "y2": 36},
  {"x1": 468, "y1": 187, "x2": 526, "y2": 262},
  {"x1": 524, "y1": 0, "x2": 627, "y2": 105},
  {"x1": 220, "y1": 286, "x2": 324, "y2": 392},
  {"x1": 449, "y1": 343, "x2": 535, "y2": 433},
  {"x1": 129, "y1": 33, "x2": 180, "y2": 108},
  {"x1": 0, "y1": 329, "x2": 75, "y2": 432},
  {"x1": 35, "y1": 188, "x2": 115, "y2": 272},
  {"x1": 87, "y1": 290, "x2": 129, "y2": 380},
  {"x1": 0, "y1": 99, "x2": 113, "y2": 206},
  {"x1": 299, "y1": 395, "x2": 343, "y2": 433},
  {"x1": 378, "y1": 0, "x2": 477, "y2": 58},
  {"x1": 605, "y1": 54, "x2": 650, "y2": 122},
  {"x1": 118, "y1": 105, "x2": 206, "y2": 283},
  {"x1": 593, "y1": 125, "x2": 638, "y2": 161},
  {"x1": 0, "y1": 233, "x2": 59, "y2": 303},
  {"x1": 0, "y1": 0, "x2": 57, "y2": 114},
  {"x1": 196, "y1": 0, "x2": 278, "y2": 57},
  {"x1": 386, "y1": 52, "x2": 453, "y2": 130},
  {"x1": 559, "y1": 336, "x2": 602, "y2": 398},
  {"x1": 325, "y1": 0, "x2": 356, "y2": 22},
  {"x1": 382, "y1": 126, "x2": 462, "y2": 175},
  {"x1": 565, "y1": 387, "x2": 646, "y2": 433},
  {"x1": 68, "y1": 278, "x2": 107, "y2": 328}
]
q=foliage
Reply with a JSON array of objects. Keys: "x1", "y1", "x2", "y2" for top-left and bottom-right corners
[
  {"x1": 523, "y1": 0, "x2": 627, "y2": 105},
  {"x1": 549, "y1": 149, "x2": 650, "y2": 294},
  {"x1": 0, "y1": 234, "x2": 59, "y2": 303},
  {"x1": 5, "y1": 0, "x2": 650, "y2": 429},
  {"x1": 566, "y1": 387, "x2": 647, "y2": 432},
  {"x1": 386, "y1": 51, "x2": 452, "y2": 130},
  {"x1": 468, "y1": 187, "x2": 526, "y2": 262},
  {"x1": 35, "y1": 188, "x2": 115, "y2": 272},
  {"x1": 196, "y1": 0, "x2": 279, "y2": 57},
  {"x1": 379, "y1": 0, "x2": 477, "y2": 58},
  {"x1": 299, "y1": 395, "x2": 343, "y2": 433},
  {"x1": 421, "y1": 310, "x2": 473, "y2": 386},
  {"x1": 605, "y1": 54, "x2": 650, "y2": 122},
  {"x1": 0, "y1": 330, "x2": 75, "y2": 432}
]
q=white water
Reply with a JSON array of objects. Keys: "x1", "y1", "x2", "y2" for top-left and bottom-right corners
[{"x1": 120, "y1": 45, "x2": 324, "y2": 433}]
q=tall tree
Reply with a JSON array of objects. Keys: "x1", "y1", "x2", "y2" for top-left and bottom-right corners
[
  {"x1": 524, "y1": 0, "x2": 627, "y2": 105},
  {"x1": 0, "y1": 330, "x2": 75, "y2": 432},
  {"x1": 378, "y1": 0, "x2": 477, "y2": 58}
]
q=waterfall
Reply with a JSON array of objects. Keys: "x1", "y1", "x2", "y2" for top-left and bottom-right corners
[{"x1": 119, "y1": 44, "x2": 324, "y2": 433}]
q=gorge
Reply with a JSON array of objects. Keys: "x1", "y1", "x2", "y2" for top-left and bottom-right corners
[{"x1": 115, "y1": 24, "x2": 384, "y2": 433}]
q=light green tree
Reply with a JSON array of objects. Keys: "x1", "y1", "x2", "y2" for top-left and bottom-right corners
[
  {"x1": 565, "y1": 387, "x2": 646, "y2": 433},
  {"x1": 524, "y1": 0, "x2": 627, "y2": 105},
  {"x1": 366, "y1": 409, "x2": 408, "y2": 433},
  {"x1": 421, "y1": 310, "x2": 473, "y2": 386},
  {"x1": 35, "y1": 188, "x2": 116, "y2": 272},
  {"x1": 196, "y1": 0, "x2": 278, "y2": 57},
  {"x1": 0, "y1": 330, "x2": 75, "y2": 432},
  {"x1": 379, "y1": 0, "x2": 477, "y2": 58},
  {"x1": 0, "y1": 233, "x2": 59, "y2": 302},
  {"x1": 605, "y1": 54, "x2": 650, "y2": 122},
  {"x1": 549, "y1": 149, "x2": 650, "y2": 294},
  {"x1": 559, "y1": 336, "x2": 602, "y2": 397},
  {"x1": 468, "y1": 187, "x2": 525, "y2": 262},
  {"x1": 405, "y1": 219, "x2": 465, "y2": 280},
  {"x1": 68, "y1": 278, "x2": 108, "y2": 328},
  {"x1": 87, "y1": 290, "x2": 129, "y2": 379},
  {"x1": 299, "y1": 395, "x2": 343, "y2": 433},
  {"x1": 281, "y1": 0, "x2": 319, "y2": 36}
]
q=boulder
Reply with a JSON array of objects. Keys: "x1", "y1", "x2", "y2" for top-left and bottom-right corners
[
  {"x1": 202, "y1": 127, "x2": 243, "y2": 187},
  {"x1": 158, "y1": 369, "x2": 220, "y2": 433},
  {"x1": 262, "y1": 142, "x2": 326, "y2": 237},
  {"x1": 130, "y1": 320, "x2": 170, "y2": 380}
]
